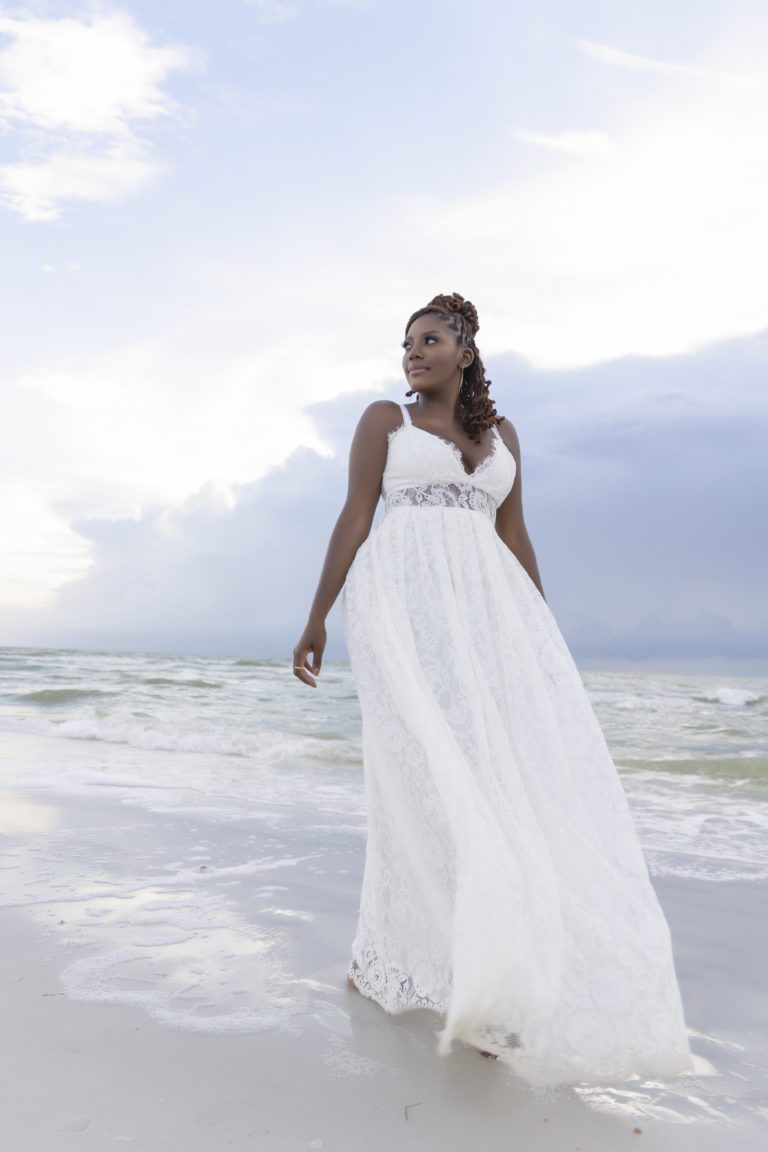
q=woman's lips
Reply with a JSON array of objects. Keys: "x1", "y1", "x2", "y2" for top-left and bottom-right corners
[{"x1": 409, "y1": 367, "x2": 429, "y2": 374}]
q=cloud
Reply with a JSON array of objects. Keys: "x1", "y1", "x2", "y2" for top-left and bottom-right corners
[
  {"x1": 577, "y1": 39, "x2": 767, "y2": 89},
  {"x1": 0, "y1": 8, "x2": 192, "y2": 133},
  {"x1": 0, "y1": 140, "x2": 160, "y2": 222},
  {"x1": 0, "y1": 319, "x2": 380, "y2": 614},
  {"x1": 243, "y1": 0, "x2": 374, "y2": 18},
  {"x1": 0, "y1": 7, "x2": 195, "y2": 220},
  {"x1": 244, "y1": 0, "x2": 298, "y2": 23},
  {"x1": 511, "y1": 129, "x2": 612, "y2": 156},
  {"x1": 6, "y1": 330, "x2": 767, "y2": 666},
  {"x1": 38, "y1": 261, "x2": 81, "y2": 273},
  {"x1": 410, "y1": 41, "x2": 768, "y2": 369}
]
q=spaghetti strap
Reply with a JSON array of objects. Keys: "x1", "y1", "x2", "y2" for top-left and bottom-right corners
[{"x1": 399, "y1": 403, "x2": 412, "y2": 427}]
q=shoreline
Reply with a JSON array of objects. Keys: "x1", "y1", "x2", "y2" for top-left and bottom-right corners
[{"x1": 0, "y1": 784, "x2": 766, "y2": 1149}]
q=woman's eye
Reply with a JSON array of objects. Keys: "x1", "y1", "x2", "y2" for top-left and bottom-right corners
[{"x1": 401, "y1": 337, "x2": 436, "y2": 349}]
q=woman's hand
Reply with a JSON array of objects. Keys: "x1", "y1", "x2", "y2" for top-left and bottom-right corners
[{"x1": 293, "y1": 620, "x2": 327, "y2": 688}]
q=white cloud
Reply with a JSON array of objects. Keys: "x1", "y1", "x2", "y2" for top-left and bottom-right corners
[
  {"x1": 244, "y1": 0, "x2": 298, "y2": 23},
  {"x1": 577, "y1": 39, "x2": 767, "y2": 90},
  {"x1": 315, "y1": 0, "x2": 375, "y2": 8},
  {"x1": 511, "y1": 129, "x2": 612, "y2": 156},
  {"x1": 1, "y1": 141, "x2": 160, "y2": 222},
  {"x1": 0, "y1": 7, "x2": 195, "y2": 220},
  {"x1": 400, "y1": 46, "x2": 768, "y2": 368},
  {"x1": 243, "y1": 0, "x2": 373, "y2": 19},
  {"x1": 0, "y1": 313, "x2": 389, "y2": 610},
  {"x1": 0, "y1": 9, "x2": 193, "y2": 133},
  {"x1": 0, "y1": 480, "x2": 91, "y2": 607}
]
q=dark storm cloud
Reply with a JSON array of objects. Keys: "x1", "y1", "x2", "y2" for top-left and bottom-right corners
[{"x1": 13, "y1": 332, "x2": 768, "y2": 668}]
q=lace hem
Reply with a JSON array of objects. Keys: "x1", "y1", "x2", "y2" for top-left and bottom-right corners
[
  {"x1": 347, "y1": 952, "x2": 446, "y2": 1013},
  {"x1": 347, "y1": 952, "x2": 523, "y2": 1058},
  {"x1": 384, "y1": 482, "x2": 496, "y2": 521}
]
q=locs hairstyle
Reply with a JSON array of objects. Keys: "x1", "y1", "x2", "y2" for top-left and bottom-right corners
[{"x1": 404, "y1": 292, "x2": 503, "y2": 444}]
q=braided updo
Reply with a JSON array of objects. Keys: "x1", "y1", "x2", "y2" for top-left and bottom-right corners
[{"x1": 404, "y1": 291, "x2": 502, "y2": 443}]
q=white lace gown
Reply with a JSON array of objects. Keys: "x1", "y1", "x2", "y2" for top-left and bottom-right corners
[{"x1": 341, "y1": 402, "x2": 693, "y2": 1087}]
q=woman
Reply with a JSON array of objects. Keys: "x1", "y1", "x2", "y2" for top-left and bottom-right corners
[{"x1": 292, "y1": 292, "x2": 693, "y2": 1087}]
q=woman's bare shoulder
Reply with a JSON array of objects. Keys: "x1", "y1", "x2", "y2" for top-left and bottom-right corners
[
  {"x1": 355, "y1": 399, "x2": 405, "y2": 437},
  {"x1": 495, "y1": 415, "x2": 521, "y2": 459}
]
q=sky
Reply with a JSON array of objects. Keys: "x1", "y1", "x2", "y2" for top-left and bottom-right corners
[{"x1": 1, "y1": 0, "x2": 767, "y2": 671}]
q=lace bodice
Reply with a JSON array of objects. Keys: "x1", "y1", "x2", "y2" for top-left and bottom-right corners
[{"x1": 382, "y1": 404, "x2": 516, "y2": 517}]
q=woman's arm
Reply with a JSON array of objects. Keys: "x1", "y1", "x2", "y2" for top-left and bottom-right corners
[
  {"x1": 494, "y1": 419, "x2": 546, "y2": 602},
  {"x1": 293, "y1": 401, "x2": 399, "y2": 687}
]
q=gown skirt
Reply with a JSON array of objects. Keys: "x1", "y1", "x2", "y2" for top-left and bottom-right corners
[{"x1": 340, "y1": 402, "x2": 693, "y2": 1088}]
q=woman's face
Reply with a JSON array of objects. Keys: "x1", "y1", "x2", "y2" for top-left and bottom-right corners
[{"x1": 402, "y1": 314, "x2": 468, "y2": 391}]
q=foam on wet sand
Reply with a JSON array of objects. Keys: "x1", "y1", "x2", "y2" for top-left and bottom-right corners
[{"x1": 1, "y1": 785, "x2": 766, "y2": 1151}]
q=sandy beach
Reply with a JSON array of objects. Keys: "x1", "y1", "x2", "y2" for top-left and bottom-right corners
[{"x1": 1, "y1": 780, "x2": 766, "y2": 1151}]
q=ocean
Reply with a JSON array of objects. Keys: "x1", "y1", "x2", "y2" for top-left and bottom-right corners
[{"x1": 1, "y1": 644, "x2": 767, "y2": 884}]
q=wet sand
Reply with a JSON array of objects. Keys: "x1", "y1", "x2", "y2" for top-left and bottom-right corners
[{"x1": 0, "y1": 786, "x2": 766, "y2": 1150}]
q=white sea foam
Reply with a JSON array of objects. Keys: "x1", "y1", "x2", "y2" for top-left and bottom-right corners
[
  {"x1": 1, "y1": 709, "x2": 359, "y2": 765},
  {"x1": 0, "y1": 790, "x2": 345, "y2": 1037},
  {"x1": 60, "y1": 949, "x2": 307, "y2": 1036},
  {"x1": 2, "y1": 648, "x2": 768, "y2": 884},
  {"x1": 694, "y1": 686, "x2": 766, "y2": 707}
]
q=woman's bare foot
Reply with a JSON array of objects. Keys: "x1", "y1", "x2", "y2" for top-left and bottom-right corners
[{"x1": 346, "y1": 974, "x2": 359, "y2": 992}]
